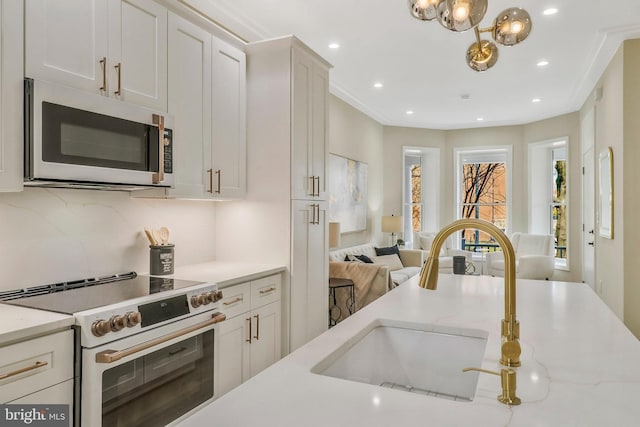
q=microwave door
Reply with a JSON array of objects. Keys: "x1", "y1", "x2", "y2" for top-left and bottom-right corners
[{"x1": 26, "y1": 78, "x2": 173, "y2": 188}]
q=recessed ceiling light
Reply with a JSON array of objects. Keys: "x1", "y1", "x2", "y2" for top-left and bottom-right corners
[
  {"x1": 543, "y1": 8, "x2": 558, "y2": 15},
  {"x1": 406, "y1": 110, "x2": 414, "y2": 115},
  {"x1": 532, "y1": 98, "x2": 542, "y2": 103},
  {"x1": 373, "y1": 82, "x2": 383, "y2": 88},
  {"x1": 537, "y1": 60, "x2": 549, "y2": 67},
  {"x1": 476, "y1": 117, "x2": 484, "y2": 121},
  {"x1": 328, "y1": 43, "x2": 340, "y2": 49}
]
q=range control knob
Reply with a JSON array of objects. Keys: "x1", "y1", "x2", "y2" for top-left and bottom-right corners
[
  {"x1": 125, "y1": 311, "x2": 142, "y2": 327},
  {"x1": 91, "y1": 319, "x2": 111, "y2": 337},
  {"x1": 190, "y1": 295, "x2": 201, "y2": 308},
  {"x1": 110, "y1": 315, "x2": 126, "y2": 332},
  {"x1": 212, "y1": 290, "x2": 223, "y2": 302},
  {"x1": 191, "y1": 294, "x2": 209, "y2": 308}
]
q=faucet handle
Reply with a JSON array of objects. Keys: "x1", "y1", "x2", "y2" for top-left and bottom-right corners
[{"x1": 462, "y1": 367, "x2": 522, "y2": 406}]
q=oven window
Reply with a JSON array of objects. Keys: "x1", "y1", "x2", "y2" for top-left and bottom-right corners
[
  {"x1": 42, "y1": 102, "x2": 156, "y2": 172},
  {"x1": 101, "y1": 331, "x2": 213, "y2": 427}
]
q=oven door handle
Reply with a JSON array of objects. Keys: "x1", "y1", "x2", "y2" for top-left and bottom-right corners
[{"x1": 95, "y1": 312, "x2": 226, "y2": 364}]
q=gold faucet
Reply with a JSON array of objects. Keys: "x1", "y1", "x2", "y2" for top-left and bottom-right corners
[{"x1": 418, "y1": 219, "x2": 521, "y2": 367}]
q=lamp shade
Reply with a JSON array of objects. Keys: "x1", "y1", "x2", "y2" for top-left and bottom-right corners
[
  {"x1": 381, "y1": 215, "x2": 403, "y2": 233},
  {"x1": 329, "y1": 222, "x2": 341, "y2": 248}
]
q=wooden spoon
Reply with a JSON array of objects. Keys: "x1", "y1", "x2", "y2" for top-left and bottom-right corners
[{"x1": 158, "y1": 227, "x2": 170, "y2": 245}]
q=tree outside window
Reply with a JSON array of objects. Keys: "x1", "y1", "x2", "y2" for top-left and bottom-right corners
[
  {"x1": 552, "y1": 153, "x2": 567, "y2": 259},
  {"x1": 459, "y1": 157, "x2": 508, "y2": 252}
]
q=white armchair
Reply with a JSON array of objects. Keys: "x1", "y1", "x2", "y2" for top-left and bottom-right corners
[
  {"x1": 486, "y1": 232, "x2": 555, "y2": 280},
  {"x1": 414, "y1": 231, "x2": 473, "y2": 274}
]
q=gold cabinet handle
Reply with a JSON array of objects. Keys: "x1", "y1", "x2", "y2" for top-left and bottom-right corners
[
  {"x1": 215, "y1": 169, "x2": 221, "y2": 194},
  {"x1": 0, "y1": 361, "x2": 48, "y2": 380},
  {"x1": 207, "y1": 168, "x2": 213, "y2": 193},
  {"x1": 314, "y1": 176, "x2": 320, "y2": 196},
  {"x1": 99, "y1": 57, "x2": 107, "y2": 92},
  {"x1": 246, "y1": 317, "x2": 252, "y2": 343},
  {"x1": 309, "y1": 176, "x2": 315, "y2": 197},
  {"x1": 95, "y1": 312, "x2": 226, "y2": 363},
  {"x1": 253, "y1": 314, "x2": 260, "y2": 340},
  {"x1": 223, "y1": 296, "x2": 243, "y2": 306},
  {"x1": 259, "y1": 287, "x2": 276, "y2": 295},
  {"x1": 463, "y1": 367, "x2": 521, "y2": 406},
  {"x1": 152, "y1": 114, "x2": 165, "y2": 184},
  {"x1": 114, "y1": 62, "x2": 122, "y2": 95}
]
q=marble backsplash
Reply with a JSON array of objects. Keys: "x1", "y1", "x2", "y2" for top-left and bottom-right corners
[{"x1": 0, "y1": 188, "x2": 217, "y2": 291}]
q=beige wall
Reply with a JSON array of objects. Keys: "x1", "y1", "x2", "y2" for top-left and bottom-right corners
[
  {"x1": 623, "y1": 39, "x2": 640, "y2": 337},
  {"x1": 585, "y1": 46, "x2": 625, "y2": 319},
  {"x1": 329, "y1": 95, "x2": 385, "y2": 248},
  {"x1": 382, "y1": 116, "x2": 580, "y2": 282}
]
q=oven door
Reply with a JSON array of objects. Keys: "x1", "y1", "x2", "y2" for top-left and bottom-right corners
[
  {"x1": 25, "y1": 78, "x2": 174, "y2": 188},
  {"x1": 82, "y1": 311, "x2": 223, "y2": 427}
]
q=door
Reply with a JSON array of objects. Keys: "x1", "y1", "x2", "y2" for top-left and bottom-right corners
[
  {"x1": 249, "y1": 301, "x2": 281, "y2": 377},
  {"x1": 0, "y1": 0, "x2": 24, "y2": 192},
  {"x1": 25, "y1": 0, "x2": 109, "y2": 93},
  {"x1": 211, "y1": 38, "x2": 247, "y2": 198},
  {"x1": 167, "y1": 12, "x2": 213, "y2": 198},
  {"x1": 290, "y1": 200, "x2": 328, "y2": 351},
  {"x1": 216, "y1": 314, "x2": 249, "y2": 397},
  {"x1": 311, "y1": 62, "x2": 329, "y2": 199},
  {"x1": 108, "y1": 0, "x2": 167, "y2": 110},
  {"x1": 582, "y1": 108, "x2": 596, "y2": 289},
  {"x1": 291, "y1": 48, "x2": 313, "y2": 199}
]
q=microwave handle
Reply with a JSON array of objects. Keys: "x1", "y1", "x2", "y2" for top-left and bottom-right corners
[{"x1": 152, "y1": 114, "x2": 165, "y2": 184}]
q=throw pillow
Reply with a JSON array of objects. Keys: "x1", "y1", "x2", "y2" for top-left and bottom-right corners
[
  {"x1": 373, "y1": 254, "x2": 404, "y2": 271},
  {"x1": 374, "y1": 245, "x2": 400, "y2": 256},
  {"x1": 345, "y1": 254, "x2": 374, "y2": 263}
]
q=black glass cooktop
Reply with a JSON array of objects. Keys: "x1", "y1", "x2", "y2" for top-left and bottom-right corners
[{"x1": 0, "y1": 273, "x2": 206, "y2": 315}]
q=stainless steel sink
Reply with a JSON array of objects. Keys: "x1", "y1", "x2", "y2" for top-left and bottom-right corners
[{"x1": 312, "y1": 319, "x2": 488, "y2": 401}]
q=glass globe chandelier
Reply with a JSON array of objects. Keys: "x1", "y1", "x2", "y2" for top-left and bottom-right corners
[{"x1": 408, "y1": 0, "x2": 532, "y2": 71}]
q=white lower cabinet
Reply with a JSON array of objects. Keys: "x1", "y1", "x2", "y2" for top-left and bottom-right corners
[
  {"x1": 216, "y1": 275, "x2": 281, "y2": 398},
  {"x1": 0, "y1": 329, "x2": 74, "y2": 426}
]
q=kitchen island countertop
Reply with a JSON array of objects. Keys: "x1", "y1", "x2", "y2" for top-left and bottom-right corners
[{"x1": 178, "y1": 274, "x2": 640, "y2": 426}]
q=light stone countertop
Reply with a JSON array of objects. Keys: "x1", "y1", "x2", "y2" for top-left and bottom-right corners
[
  {"x1": 178, "y1": 274, "x2": 640, "y2": 427},
  {"x1": 0, "y1": 304, "x2": 74, "y2": 346},
  {"x1": 154, "y1": 261, "x2": 286, "y2": 288},
  {"x1": 0, "y1": 261, "x2": 284, "y2": 347}
]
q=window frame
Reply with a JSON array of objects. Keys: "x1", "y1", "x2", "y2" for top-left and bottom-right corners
[
  {"x1": 454, "y1": 146, "x2": 513, "y2": 250},
  {"x1": 528, "y1": 137, "x2": 569, "y2": 270},
  {"x1": 402, "y1": 147, "x2": 440, "y2": 246}
]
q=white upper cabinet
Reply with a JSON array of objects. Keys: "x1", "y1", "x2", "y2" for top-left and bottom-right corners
[
  {"x1": 291, "y1": 48, "x2": 329, "y2": 200},
  {"x1": 25, "y1": 0, "x2": 167, "y2": 111},
  {"x1": 0, "y1": 0, "x2": 24, "y2": 192},
  {"x1": 165, "y1": 12, "x2": 246, "y2": 200},
  {"x1": 166, "y1": 12, "x2": 212, "y2": 198},
  {"x1": 211, "y1": 38, "x2": 247, "y2": 199}
]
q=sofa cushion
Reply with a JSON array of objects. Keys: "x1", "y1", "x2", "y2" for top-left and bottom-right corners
[
  {"x1": 372, "y1": 254, "x2": 404, "y2": 271},
  {"x1": 390, "y1": 267, "x2": 421, "y2": 285}
]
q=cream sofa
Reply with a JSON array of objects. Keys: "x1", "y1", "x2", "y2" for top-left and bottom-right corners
[{"x1": 329, "y1": 243, "x2": 424, "y2": 287}]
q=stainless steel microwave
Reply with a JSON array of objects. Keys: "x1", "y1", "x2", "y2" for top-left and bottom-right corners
[{"x1": 24, "y1": 78, "x2": 174, "y2": 190}]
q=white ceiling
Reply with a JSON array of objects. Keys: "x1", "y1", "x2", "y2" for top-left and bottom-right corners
[{"x1": 200, "y1": 0, "x2": 640, "y2": 130}]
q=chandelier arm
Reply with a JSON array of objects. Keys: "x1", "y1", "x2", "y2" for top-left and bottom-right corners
[
  {"x1": 478, "y1": 25, "x2": 495, "y2": 34},
  {"x1": 474, "y1": 26, "x2": 482, "y2": 45}
]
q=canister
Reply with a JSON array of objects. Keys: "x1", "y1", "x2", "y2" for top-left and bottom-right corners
[{"x1": 150, "y1": 244, "x2": 175, "y2": 275}]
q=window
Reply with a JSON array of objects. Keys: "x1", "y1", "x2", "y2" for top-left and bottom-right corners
[
  {"x1": 402, "y1": 147, "x2": 439, "y2": 246},
  {"x1": 455, "y1": 147, "x2": 512, "y2": 252},
  {"x1": 529, "y1": 138, "x2": 568, "y2": 268}
]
